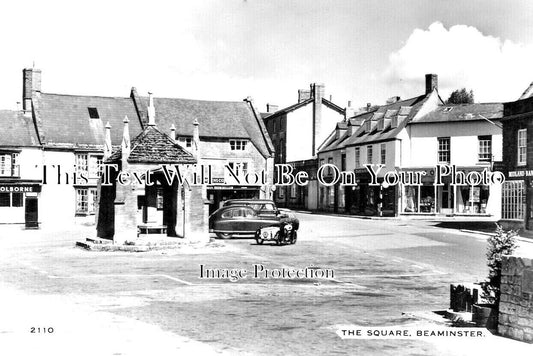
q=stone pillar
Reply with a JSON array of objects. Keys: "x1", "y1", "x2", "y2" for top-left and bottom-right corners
[
  {"x1": 183, "y1": 185, "x2": 209, "y2": 243},
  {"x1": 175, "y1": 186, "x2": 184, "y2": 237}
]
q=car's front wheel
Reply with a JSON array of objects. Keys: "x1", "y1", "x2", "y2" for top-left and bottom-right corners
[{"x1": 216, "y1": 232, "x2": 233, "y2": 239}]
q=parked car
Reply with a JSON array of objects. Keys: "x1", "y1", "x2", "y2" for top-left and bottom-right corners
[
  {"x1": 209, "y1": 204, "x2": 299, "y2": 239},
  {"x1": 222, "y1": 199, "x2": 279, "y2": 217},
  {"x1": 222, "y1": 199, "x2": 299, "y2": 229}
]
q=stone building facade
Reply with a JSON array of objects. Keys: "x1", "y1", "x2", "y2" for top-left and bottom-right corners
[
  {"x1": 0, "y1": 68, "x2": 274, "y2": 230},
  {"x1": 262, "y1": 83, "x2": 345, "y2": 210}
]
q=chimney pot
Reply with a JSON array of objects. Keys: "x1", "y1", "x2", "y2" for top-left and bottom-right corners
[
  {"x1": 366, "y1": 103, "x2": 372, "y2": 111},
  {"x1": 266, "y1": 103, "x2": 279, "y2": 113}
]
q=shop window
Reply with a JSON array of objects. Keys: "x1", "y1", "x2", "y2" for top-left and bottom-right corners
[
  {"x1": 478, "y1": 136, "x2": 492, "y2": 162},
  {"x1": 328, "y1": 187, "x2": 335, "y2": 206},
  {"x1": 367, "y1": 145, "x2": 373, "y2": 164},
  {"x1": 0, "y1": 193, "x2": 10, "y2": 207},
  {"x1": 455, "y1": 185, "x2": 490, "y2": 214},
  {"x1": 403, "y1": 186, "x2": 418, "y2": 213},
  {"x1": 229, "y1": 140, "x2": 247, "y2": 151},
  {"x1": 438, "y1": 137, "x2": 450, "y2": 164},
  {"x1": 278, "y1": 186, "x2": 284, "y2": 199},
  {"x1": 355, "y1": 147, "x2": 360, "y2": 168},
  {"x1": 419, "y1": 186, "x2": 435, "y2": 213},
  {"x1": 12, "y1": 193, "x2": 23, "y2": 207},
  {"x1": 380, "y1": 143, "x2": 386, "y2": 165},
  {"x1": 518, "y1": 129, "x2": 527, "y2": 166},
  {"x1": 0, "y1": 152, "x2": 20, "y2": 177},
  {"x1": 502, "y1": 181, "x2": 525, "y2": 220},
  {"x1": 0, "y1": 192, "x2": 24, "y2": 207}
]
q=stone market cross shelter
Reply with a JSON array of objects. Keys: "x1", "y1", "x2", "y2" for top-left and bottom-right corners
[{"x1": 97, "y1": 109, "x2": 209, "y2": 243}]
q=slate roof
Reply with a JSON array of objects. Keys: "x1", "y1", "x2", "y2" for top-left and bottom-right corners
[
  {"x1": 411, "y1": 103, "x2": 503, "y2": 124},
  {"x1": 139, "y1": 97, "x2": 272, "y2": 157},
  {"x1": 35, "y1": 93, "x2": 142, "y2": 149},
  {"x1": 319, "y1": 95, "x2": 428, "y2": 153},
  {"x1": 107, "y1": 125, "x2": 196, "y2": 164},
  {"x1": 0, "y1": 110, "x2": 40, "y2": 147}
]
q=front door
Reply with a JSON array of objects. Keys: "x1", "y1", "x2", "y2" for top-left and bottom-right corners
[{"x1": 25, "y1": 196, "x2": 38, "y2": 229}]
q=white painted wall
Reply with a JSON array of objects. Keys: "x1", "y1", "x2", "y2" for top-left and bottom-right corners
[
  {"x1": 407, "y1": 121, "x2": 502, "y2": 167},
  {"x1": 286, "y1": 103, "x2": 313, "y2": 162}
]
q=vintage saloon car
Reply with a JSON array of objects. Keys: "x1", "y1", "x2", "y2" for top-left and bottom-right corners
[{"x1": 209, "y1": 205, "x2": 299, "y2": 239}]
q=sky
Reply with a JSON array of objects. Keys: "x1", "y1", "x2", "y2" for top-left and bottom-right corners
[{"x1": 1, "y1": 0, "x2": 533, "y2": 112}]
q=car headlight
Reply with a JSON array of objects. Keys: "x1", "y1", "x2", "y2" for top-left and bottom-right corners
[
  {"x1": 263, "y1": 231, "x2": 268, "y2": 238},
  {"x1": 284, "y1": 224, "x2": 292, "y2": 231}
]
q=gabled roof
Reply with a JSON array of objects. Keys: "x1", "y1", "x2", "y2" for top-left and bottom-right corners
[
  {"x1": 343, "y1": 94, "x2": 428, "y2": 147},
  {"x1": 411, "y1": 103, "x2": 503, "y2": 124},
  {"x1": 0, "y1": 110, "x2": 40, "y2": 147},
  {"x1": 318, "y1": 94, "x2": 428, "y2": 153},
  {"x1": 322, "y1": 98, "x2": 345, "y2": 114},
  {"x1": 138, "y1": 97, "x2": 272, "y2": 158},
  {"x1": 35, "y1": 93, "x2": 142, "y2": 149},
  {"x1": 263, "y1": 98, "x2": 313, "y2": 119},
  {"x1": 107, "y1": 125, "x2": 196, "y2": 164}
]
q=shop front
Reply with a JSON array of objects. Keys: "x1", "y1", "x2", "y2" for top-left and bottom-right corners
[
  {"x1": 0, "y1": 182, "x2": 42, "y2": 227},
  {"x1": 207, "y1": 186, "x2": 260, "y2": 215},
  {"x1": 400, "y1": 167, "x2": 496, "y2": 216},
  {"x1": 344, "y1": 169, "x2": 397, "y2": 216}
]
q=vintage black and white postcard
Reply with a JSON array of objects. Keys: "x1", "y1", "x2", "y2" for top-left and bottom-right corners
[{"x1": 1, "y1": 1, "x2": 533, "y2": 355}]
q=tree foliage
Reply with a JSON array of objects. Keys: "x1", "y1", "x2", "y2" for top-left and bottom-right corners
[
  {"x1": 480, "y1": 224, "x2": 517, "y2": 307},
  {"x1": 446, "y1": 88, "x2": 474, "y2": 104}
]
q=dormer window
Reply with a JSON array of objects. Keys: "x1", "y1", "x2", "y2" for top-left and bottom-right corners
[
  {"x1": 391, "y1": 117, "x2": 398, "y2": 128},
  {"x1": 88, "y1": 107, "x2": 99, "y2": 119},
  {"x1": 365, "y1": 120, "x2": 372, "y2": 133},
  {"x1": 377, "y1": 118, "x2": 384, "y2": 131},
  {"x1": 185, "y1": 138, "x2": 192, "y2": 147},
  {"x1": 230, "y1": 139, "x2": 247, "y2": 151}
]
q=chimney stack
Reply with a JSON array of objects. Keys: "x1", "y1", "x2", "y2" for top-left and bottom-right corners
[
  {"x1": 345, "y1": 100, "x2": 355, "y2": 120},
  {"x1": 366, "y1": 103, "x2": 372, "y2": 111},
  {"x1": 311, "y1": 83, "x2": 325, "y2": 156},
  {"x1": 104, "y1": 122, "x2": 112, "y2": 160},
  {"x1": 22, "y1": 68, "x2": 42, "y2": 115},
  {"x1": 425, "y1": 74, "x2": 438, "y2": 94},
  {"x1": 170, "y1": 124, "x2": 176, "y2": 142},
  {"x1": 192, "y1": 119, "x2": 200, "y2": 159},
  {"x1": 147, "y1": 92, "x2": 155, "y2": 126},
  {"x1": 298, "y1": 89, "x2": 311, "y2": 103}
]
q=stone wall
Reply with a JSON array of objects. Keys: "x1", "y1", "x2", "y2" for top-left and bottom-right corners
[{"x1": 498, "y1": 255, "x2": 533, "y2": 343}]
